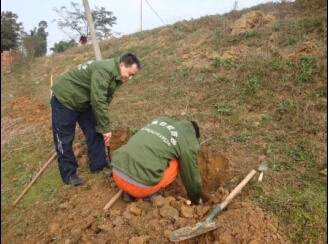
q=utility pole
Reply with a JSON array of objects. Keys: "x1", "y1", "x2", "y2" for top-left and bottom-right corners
[
  {"x1": 140, "y1": 0, "x2": 142, "y2": 31},
  {"x1": 82, "y1": 0, "x2": 102, "y2": 60}
]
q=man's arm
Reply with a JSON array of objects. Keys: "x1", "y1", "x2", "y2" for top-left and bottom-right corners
[
  {"x1": 90, "y1": 69, "x2": 114, "y2": 134},
  {"x1": 179, "y1": 148, "x2": 202, "y2": 204}
]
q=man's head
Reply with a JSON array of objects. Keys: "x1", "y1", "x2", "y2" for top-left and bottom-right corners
[
  {"x1": 190, "y1": 121, "x2": 200, "y2": 139},
  {"x1": 120, "y1": 53, "x2": 140, "y2": 83}
]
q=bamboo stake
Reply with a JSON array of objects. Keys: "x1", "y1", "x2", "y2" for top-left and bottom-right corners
[
  {"x1": 12, "y1": 152, "x2": 57, "y2": 206},
  {"x1": 50, "y1": 74, "x2": 53, "y2": 98},
  {"x1": 103, "y1": 189, "x2": 123, "y2": 210}
]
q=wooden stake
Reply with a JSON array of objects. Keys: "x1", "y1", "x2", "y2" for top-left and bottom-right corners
[
  {"x1": 103, "y1": 189, "x2": 123, "y2": 210},
  {"x1": 177, "y1": 196, "x2": 191, "y2": 205},
  {"x1": 12, "y1": 152, "x2": 57, "y2": 206}
]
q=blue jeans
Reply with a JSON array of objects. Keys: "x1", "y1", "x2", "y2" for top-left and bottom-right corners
[{"x1": 51, "y1": 95, "x2": 108, "y2": 183}]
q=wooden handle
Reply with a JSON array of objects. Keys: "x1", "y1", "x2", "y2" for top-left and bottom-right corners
[
  {"x1": 258, "y1": 172, "x2": 264, "y2": 182},
  {"x1": 103, "y1": 189, "x2": 123, "y2": 210},
  {"x1": 13, "y1": 152, "x2": 57, "y2": 206},
  {"x1": 220, "y1": 169, "x2": 256, "y2": 210}
]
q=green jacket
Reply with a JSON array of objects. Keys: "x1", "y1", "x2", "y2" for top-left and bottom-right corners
[
  {"x1": 112, "y1": 117, "x2": 202, "y2": 203},
  {"x1": 51, "y1": 57, "x2": 122, "y2": 133}
]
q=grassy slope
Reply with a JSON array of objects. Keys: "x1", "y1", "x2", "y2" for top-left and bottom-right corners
[{"x1": 1, "y1": 1, "x2": 327, "y2": 243}]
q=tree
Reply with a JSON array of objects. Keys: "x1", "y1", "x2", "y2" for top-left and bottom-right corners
[
  {"x1": 22, "y1": 21, "x2": 48, "y2": 58},
  {"x1": 50, "y1": 39, "x2": 77, "y2": 53},
  {"x1": 53, "y1": 2, "x2": 117, "y2": 41},
  {"x1": 1, "y1": 11, "x2": 23, "y2": 52},
  {"x1": 35, "y1": 21, "x2": 48, "y2": 56}
]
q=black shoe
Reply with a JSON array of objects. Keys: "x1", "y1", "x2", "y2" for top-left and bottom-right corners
[
  {"x1": 143, "y1": 191, "x2": 163, "y2": 202},
  {"x1": 91, "y1": 161, "x2": 112, "y2": 174},
  {"x1": 67, "y1": 175, "x2": 85, "y2": 186},
  {"x1": 122, "y1": 192, "x2": 135, "y2": 202}
]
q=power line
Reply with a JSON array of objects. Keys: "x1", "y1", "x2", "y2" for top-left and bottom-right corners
[{"x1": 144, "y1": 0, "x2": 166, "y2": 26}]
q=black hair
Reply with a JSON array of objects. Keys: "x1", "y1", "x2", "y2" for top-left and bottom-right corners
[
  {"x1": 120, "y1": 53, "x2": 140, "y2": 69},
  {"x1": 190, "y1": 121, "x2": 200, "y2": 139}
]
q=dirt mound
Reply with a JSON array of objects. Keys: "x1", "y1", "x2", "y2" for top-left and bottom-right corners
[{"x1": 231, "y1": 11, "x2": 276, "y2": 35}]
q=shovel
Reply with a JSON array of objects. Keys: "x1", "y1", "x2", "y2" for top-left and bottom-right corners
[
  {"x1": 258, "y1": 162, "x2": 268, "y2": 182},
  {"x1": 169, "y1": 169, "x2": 256, "y2": 242},
  {"x1": 106, "y1": 140, "x2": 111, "y2": 163}
]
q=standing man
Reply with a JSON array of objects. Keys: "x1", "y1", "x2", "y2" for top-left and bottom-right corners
[
  {"x1": 51, "y1": 53, "x2": 140, "y2": 186},
  {"x1": 111, "y1": 116, "x2": 203, "y2": 204}
]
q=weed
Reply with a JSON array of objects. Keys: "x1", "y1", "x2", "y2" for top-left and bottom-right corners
[
  {"x1": 261, "y1": 114, "x2": 272, "y2": 122},
  {"x1": 230, "y1": 133, "x2": 251, "y2": 143},
  {"x1": 213, "y1": 103, "x2": 237, "y2": 115},
  {"x1": 16, "y1": 173, "x2": 34, "y2": 187},
  {"x1": 243, "y1": 76, "x2": 262, "y2": 95},
  {"x1": 212, "y1": 57, "x2": 235, "y2": 68},
  {"x1": 296, "y1": 56, "x2": 316, "y2": 83},
  {"x1": 181, "y1": 66, "x2": 192, "y2": 77},
  {"x1": 195, "y1": 74, "x2": 206, "y2": 83},
  {"x1": 240, "y1": 30, "x2": 257, "y2": 38}
]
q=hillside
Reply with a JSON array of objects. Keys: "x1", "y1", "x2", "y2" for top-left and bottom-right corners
[{"x1": 1, "y1": 1, "x2": 327, "y2": 244}]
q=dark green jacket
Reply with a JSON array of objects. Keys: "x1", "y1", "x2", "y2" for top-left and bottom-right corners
[
  {"x1": 112, "y1": 117, "x2": 202, "y2": 203},
  {"x1": 52, "y1": 57, "x2": 122, "y2": 133}
]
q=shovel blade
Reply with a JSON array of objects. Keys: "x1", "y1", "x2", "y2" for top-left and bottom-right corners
[
  {"x1": 258, "y1": 162, "x2": 268, "y2": 172},
  {"x1": 169, "y1": 221, "x2": 222, "y2": 242}
]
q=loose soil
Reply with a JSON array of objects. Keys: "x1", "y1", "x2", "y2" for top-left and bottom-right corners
[{"x1": 1, "y1": 95, "x2": 291, "y2": 244}]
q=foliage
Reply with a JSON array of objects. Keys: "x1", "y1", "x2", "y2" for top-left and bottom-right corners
[
  {"x1": 50, "y1": 39, "x2": 78, "y2": 53},
  {"x1": 22, "y1": 21, "x2": 48, "y2": 58},
  {"x1": 53, "y1": 2, "x2": 117, "y2": 41},
  {"x1": 1, "y1": 11, "x2": 23, "y2": 52}
]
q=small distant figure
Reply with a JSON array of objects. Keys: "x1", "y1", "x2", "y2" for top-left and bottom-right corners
[{"x1": 79, "y1": 34, "x2": 87, "y2": 45}]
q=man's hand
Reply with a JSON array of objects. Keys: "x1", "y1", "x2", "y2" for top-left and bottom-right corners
[{"x1": 103, "y1": 132, "x2": 112, "y2": 146}]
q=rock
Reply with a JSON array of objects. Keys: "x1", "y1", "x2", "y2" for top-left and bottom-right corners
[
  {"x1": 151, "y1": 195, "x2": 166, "y2": 207},
  {"x1": 113, "y1": 216, "x2": 124, "y2": 226},
  {"x1": 180, "y1": 205, "x2": 194, "y2": 218},
  {"x1": 196, "y1": 205, "x2": 211, "y2": 218},
  {"x1": 110, "y1": 209, "x2": 121, "y2": 216},
  {"x1": 64, "y1": 239, "x2": 72, "y2": 244},
  {"x1": 170, "y1": 200, "x2": 183, "y2": 211},
  {"x1": 49, "y1": 223, "x2": 60, "y2": 233},
  {"x1": 159, "y1": 205, "x2": 179, "y2": 221},
  {"x1": 320, "y1": 168, "x2": 327, "y2": 176},
  {"x1": 128, "y1": 235, "x2": 151, "y2": 244},
  {"x1": 163, "y1": 229, "x2": 172, "y2": 239},
  {"x1": 122, "y1": 210, "x2": 133, "y2": 220},
  {"x1": 163, "y1": 196, "x2": 176, "y2": 205},
  {"x1": 127, "y1": 203, "x2": 141, "y2": 216},
  {"x1": 147, "y1": 219, "x2": 161, "y2": 231},
  {"x1": 59, "y1": 202, "x2": 71, "y2": 209},
  {"x1": 144, "y1": 208, "x2": 160, "y2": 220},
  {"x1": 173, "y1": 217, "x2": 188, "y2": 229},
  {"x1": 97, "y1": 224, "x2": 113, "y2": 231}
]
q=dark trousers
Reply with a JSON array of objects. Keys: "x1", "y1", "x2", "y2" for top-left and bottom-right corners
[{"x1": 51, "y1": 95, "x2": 108, "y2": 183}]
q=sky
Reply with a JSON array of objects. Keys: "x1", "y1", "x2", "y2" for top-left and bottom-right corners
[{"x1": 1, "y1": 0, "x2": 280, "y2": 55}]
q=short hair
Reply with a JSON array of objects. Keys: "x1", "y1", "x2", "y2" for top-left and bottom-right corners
[
  {"x1": 190, "y1": 121, "x2": 200, "y2": 139},
  {"x1": 120, "y1": 53, "x2": 140, "y2": 69}
]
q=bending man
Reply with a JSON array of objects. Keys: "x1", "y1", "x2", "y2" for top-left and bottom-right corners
[{"x1": 111, "y1": 116, "x2": 202, "y2": 204}]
